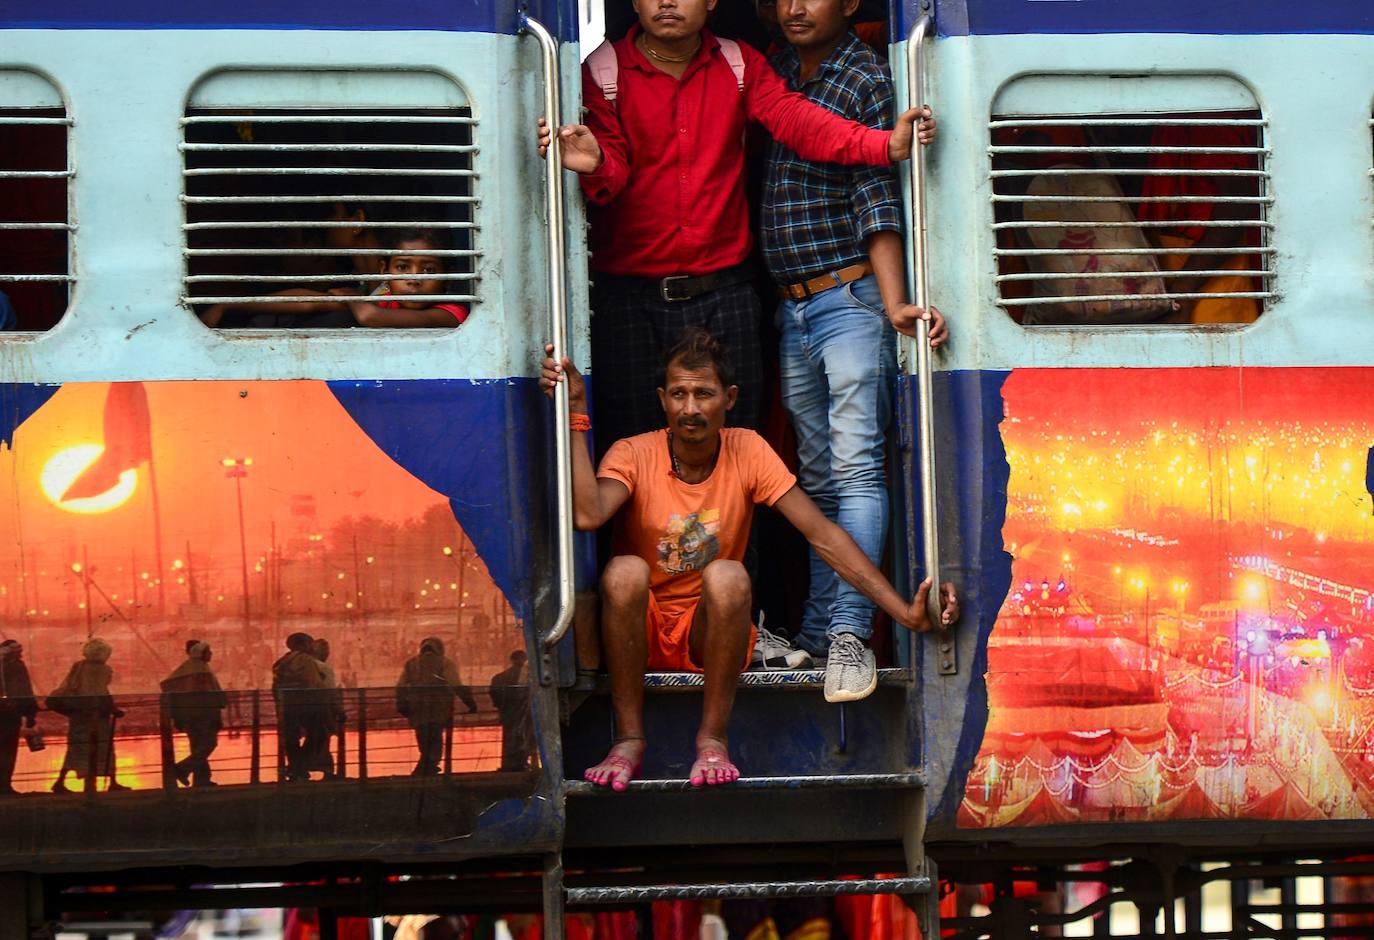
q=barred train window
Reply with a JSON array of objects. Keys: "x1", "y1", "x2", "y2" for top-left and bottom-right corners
[
  {"x1": 182, "y1": 71, "x2": 477, "y2": 331},
  {"x1": 0, "y1": 72, "x2": 71, "y2": 332},
  {"x1": 990, "y1": 80, "x2": 1273, "y2": 328}
]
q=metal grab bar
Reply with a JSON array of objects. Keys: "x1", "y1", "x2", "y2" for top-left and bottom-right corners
[
  {"x1": 521, "y1": 15, "x2": 576, "y2": 657},
  {"x1": 903, "y1": 15, "x2": 948, "y2": 670}
]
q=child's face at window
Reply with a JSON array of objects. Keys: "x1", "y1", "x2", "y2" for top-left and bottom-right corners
[{"x1": 385, "y1": 239, "x2": 444, "y2": 308}]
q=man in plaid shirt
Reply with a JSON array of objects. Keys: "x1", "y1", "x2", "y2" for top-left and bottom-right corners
[{"x1": 755, "y1": 0, "x2": 947, "y2": 703}]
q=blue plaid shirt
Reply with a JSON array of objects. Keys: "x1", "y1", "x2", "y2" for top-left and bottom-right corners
[{"x1": 761, "y1": 32, "x2": 902, "y2": 284}]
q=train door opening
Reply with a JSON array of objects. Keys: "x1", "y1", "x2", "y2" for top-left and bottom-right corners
[{"x1": 570, "y1": 0, "x2": 911, "y2": 671}]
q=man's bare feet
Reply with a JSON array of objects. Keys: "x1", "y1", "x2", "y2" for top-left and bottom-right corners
[
  {"x1": 584, "y1": 737, "x2": 646, "y2": 792},
  {"x1": 689, "y1": 737, "x2": 739, "y2": 788}
]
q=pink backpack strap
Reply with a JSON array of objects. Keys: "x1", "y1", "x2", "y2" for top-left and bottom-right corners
[
  {"x1": 717, "y1": 37, "x2": 746, "y2": 91},
  {"x1": 587, "y1": 40, "x2": 619, "y2": 103}
]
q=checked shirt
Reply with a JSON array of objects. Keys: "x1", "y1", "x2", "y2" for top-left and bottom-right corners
[{"x1": 760, "y1": 32, "x2": 903, "y2": 284}]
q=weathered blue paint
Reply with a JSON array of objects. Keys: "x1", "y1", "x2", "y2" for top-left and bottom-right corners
[
  {"x1": 327, "y1": 378, "x2": 545, "y2": 627},
  {"x1": 901, "y1": 369, "x2": 1012, "y2": 827},
  {"x1": 0, "y1": 0, "x2": 575, "y2": 39},
  {"x1": 919, "y1": 0, "x2": 1374, "y2": 36},
  {"x1": 0, "y1": 383, "x2": 60, "y2": 448}
]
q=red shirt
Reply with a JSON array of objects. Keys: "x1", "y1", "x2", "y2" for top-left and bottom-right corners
[{"x1": 581, "y1": 28, "x2": 894, "y2": 278}]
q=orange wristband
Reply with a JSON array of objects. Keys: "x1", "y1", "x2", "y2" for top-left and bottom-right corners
[{"x1": 569, "y1": 412, "x2": 591, "y2": 433}]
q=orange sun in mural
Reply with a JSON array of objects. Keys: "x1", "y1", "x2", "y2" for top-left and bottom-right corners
[{"x1": 39, "y1": 444, "x2": 138, "y2": 514}]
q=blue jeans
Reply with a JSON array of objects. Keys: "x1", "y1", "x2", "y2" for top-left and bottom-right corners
[{"x1": 778, "y1": 274, "x2": 896, "y2": 654}]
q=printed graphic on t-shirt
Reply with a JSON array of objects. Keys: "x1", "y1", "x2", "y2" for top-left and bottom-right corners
[{"x1": 657, "y1": 509, "x2": 720, "y2": 575}]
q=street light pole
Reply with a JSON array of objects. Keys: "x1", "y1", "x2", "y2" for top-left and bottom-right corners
[
  {"x1": 223, "y1": 458, "x2": 253, "y2": 636},
  {"x1": 73, "y1": 546, "x2": 93, "y2": 638}
]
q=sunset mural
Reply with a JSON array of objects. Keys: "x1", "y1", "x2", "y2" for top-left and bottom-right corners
[{"x1": 0, "y1": 380, "x2": 527, "y2": 793}]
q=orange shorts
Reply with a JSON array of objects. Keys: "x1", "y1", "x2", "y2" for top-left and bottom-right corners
[{"x1": 645, "y1": 592, "x2": 756, "y2": 673}]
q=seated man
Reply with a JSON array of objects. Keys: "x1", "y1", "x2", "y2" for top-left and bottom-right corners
[{"x1": 540, "y1": 328, "x2": 957, "y2": 790}]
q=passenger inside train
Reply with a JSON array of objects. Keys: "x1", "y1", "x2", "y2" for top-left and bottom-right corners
[
  {"x1": 539, "y1": 329, "x2": 957, "y2": 790},
  {"x1": 181, "y1": 102, "x2": 476, "y2": 329},
  {"x1": 991, "y1": 110, "x2": 1270, "y2": 326},
  {"x1": 539, "y1": 0, "x2": 942, "y2": 711}
]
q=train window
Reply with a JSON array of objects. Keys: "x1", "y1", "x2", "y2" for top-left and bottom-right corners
[
  {"x1": 0, "y1": 72, "x2": 71, "y2": 333},
  {"x1": 990, "y1": 80, "x2": 1273, "y2": 328},
  {"x1": 181, "y1": 70, "x2": 477, "y2": 330}
]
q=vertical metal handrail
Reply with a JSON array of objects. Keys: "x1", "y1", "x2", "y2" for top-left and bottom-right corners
[
  {"x1": 521, "y1": 15, "x2": 576, "y2": 655},
  {"x1": 904, "y1": 16, "x2": 942, "y2": 636}
]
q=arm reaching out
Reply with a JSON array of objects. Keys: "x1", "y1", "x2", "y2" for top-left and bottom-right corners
[
  {"x1": 540, "y1": 345, "x2": 631, "y2": 530},
  {"x1": 773, "y1": 485, "x2": 958, "y2": 632}
]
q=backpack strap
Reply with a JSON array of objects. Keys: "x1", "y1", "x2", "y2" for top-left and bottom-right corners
[
  {"x1": 588, "y1": 37, "x2": 743, "y2": 106},
  {"x1": 587, "y1": 40, "x2": 619, "y2": 103},
  {"x1": 717, "y1": 37, "x2": 746, "y2": 92}
]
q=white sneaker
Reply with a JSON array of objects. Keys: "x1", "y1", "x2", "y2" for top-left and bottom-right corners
[
  {"x1": 824, "y1": 633, "x2": 877, "y2": 703},
  {"x1": 751, "y1": 625, "x2": 814, "y2": 670}
]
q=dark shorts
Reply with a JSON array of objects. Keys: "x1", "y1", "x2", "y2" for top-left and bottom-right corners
[{"x1": 589, "y1": 276, "x2": 763, "y2": 457}]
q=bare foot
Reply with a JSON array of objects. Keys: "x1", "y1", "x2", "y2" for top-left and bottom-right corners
[
  {"x1": 689, "y1": 737, "x2": 739, "y2": 788},
  {"x1": 584, "y1": 737, "x2": 646, "y2": 792}
]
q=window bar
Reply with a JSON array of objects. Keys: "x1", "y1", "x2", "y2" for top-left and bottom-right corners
[
  {"x1": 993, "y1": 219, "x2": 1272, "y2": 230},
  {"x1": 186, "y1": 248, "x2": 481, "y2": 257},
  {"x1": 990, "y1": 117, "x2": 1266, "y2": 128},
  {"x1": 1002, "y1": 292, "x2": 1272, "y2": 307},
  {"x1": 995, "y1": 269, "x2": 1271, "y2": 282},
  {"x1": 183, "y1": 167, "x2": 478, "y2": 177},
  {"x1": 184, "y1": 294, "x2": 479, "y2": 305},
  {"x1": 183, "y1": 194, "x2": 479, "y2": 204},
  {"x1": 989, "y1": 145, "x2": 1269, "y2": 155},
  {"x1": 185, "y1": 273, "x2": 478, "y2": 283},
  {"x1": 993, "y1": 194, "x2": 1272, "y2": 204},
  {"x1": 996, "y1": 246, "x2": 1274, "y2": 257},
  {"x1": 183, "y1": 220, "x2": 478, "y2": 230},
  {"x1": 180, "y1": 142, "x2": 478, "y2": 153},
  {"x1": 992, "y1": 167, "x2": 1266, "y2": 177},
  {"x1": 182, "y1": 114, "x2": 476, "y2": 125}
]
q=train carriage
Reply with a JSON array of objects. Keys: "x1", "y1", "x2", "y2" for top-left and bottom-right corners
[{"x1": 2, "y1": 0, "x2": 1374, "y2": 937}]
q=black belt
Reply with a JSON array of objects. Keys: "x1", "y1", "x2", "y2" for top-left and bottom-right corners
[{"x1": 598, "y1": 262, "x2": 755, "y2": 303}]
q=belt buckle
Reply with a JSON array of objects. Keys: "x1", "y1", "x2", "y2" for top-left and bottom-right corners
[{"x1": 661, "y1": 275, "x2": 691, "y2": 303}]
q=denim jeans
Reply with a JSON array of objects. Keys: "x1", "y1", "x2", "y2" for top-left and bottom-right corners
[{"x1": 778, "y1": 274, "x2": 896, "y2": 654}]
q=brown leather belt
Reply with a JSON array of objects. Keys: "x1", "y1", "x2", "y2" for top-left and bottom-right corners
[{"x1": 779, "y1": 262, "x2": 873, "y2": 301}]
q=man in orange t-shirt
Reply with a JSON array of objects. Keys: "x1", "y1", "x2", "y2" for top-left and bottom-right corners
[{"x1": 540, "y1": 328, "x2": 957, "y2": 792}]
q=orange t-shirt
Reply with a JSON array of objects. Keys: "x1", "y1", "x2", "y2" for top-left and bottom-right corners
[{"x1": 597, "y1": 428, "x2": 797, "y2": 619}]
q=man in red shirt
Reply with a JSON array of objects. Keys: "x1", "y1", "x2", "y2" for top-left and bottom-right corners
[
  {"x1": 538, "y1": 0, "x2": 932, "y2": 452},
  {"x1": 541, "y1": 328, "x2": 957, "y2": 790}
]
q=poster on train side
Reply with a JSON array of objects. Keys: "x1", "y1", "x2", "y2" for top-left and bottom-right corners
[
  {"x1": 0, "y1": 380, "x2": 535, "y2": 795},
  {"x1": 961, "y1": 367, "x2": 1374, "y2": 827}
]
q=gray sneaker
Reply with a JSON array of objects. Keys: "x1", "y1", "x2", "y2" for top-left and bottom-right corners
[
  {"x1": 824, "y1": 633, "x2": 877, "y2": 703},
  {"x1": 751, "y1": 625, "x2": 814, "y2": 670}
]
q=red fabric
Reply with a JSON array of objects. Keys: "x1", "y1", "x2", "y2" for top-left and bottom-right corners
[
  {"x1": 1136, "y1": 122, "x2": 1258, "y2": 244},
  {"x1": 339, "y1": 918, "x2": 371, "y2": 940},
  {"x1": 65, "y1": 381, "x2": 152, "y2": 500},
  {"x1": 283, "y1": 910, "x2": 318, "y2": 940},
  {"x1": 580, "y1": 27, "x2": 891, "y2": 278},
  {"x1": 593, "y1": 911, "x2": 639, "y2": 940},
  {"x1": 377, "y1": 297, "x2": 469, "y2": 324},
  {"x1": 651, "y1": 901, "x2": 701, "y2": 940}
]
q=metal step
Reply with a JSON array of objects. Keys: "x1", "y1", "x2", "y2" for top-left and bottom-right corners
[
  {"x1": 566, "y1": 876, "x2": 931, "y2": 904},
  {"x1": 642, "y1": 667, "x2": 909, "y2": 690},
  {"x1": 564, "y1": 771, "x2": 924, "y2": 796}
]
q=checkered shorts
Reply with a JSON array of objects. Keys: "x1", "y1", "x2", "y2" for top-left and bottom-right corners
[{"x1": 589, "y1": 277, "x2": 763, "y2": 458}]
